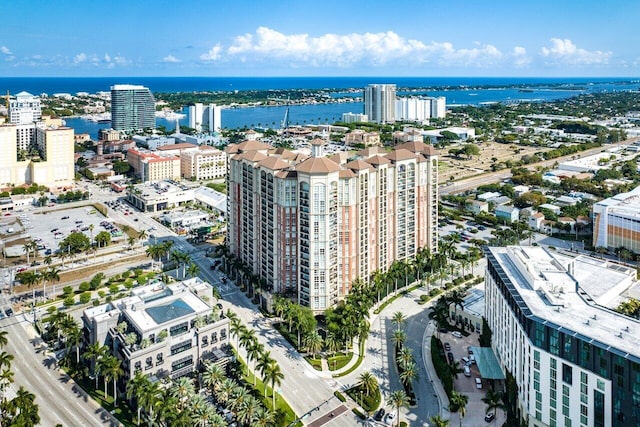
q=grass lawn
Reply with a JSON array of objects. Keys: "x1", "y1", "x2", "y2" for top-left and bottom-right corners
[
  {"x1": 327, "y1": 352, "x2": 352, "y2": 371},
  {"x1": 240, "y1": 358, "x2": 298, "y2": 427},
  {"x1": 304, "y1": 356, "x2": 323, "y2": 371},
  {"x1": 346, "y1": 385, "x2": 381, "y2": 413}
]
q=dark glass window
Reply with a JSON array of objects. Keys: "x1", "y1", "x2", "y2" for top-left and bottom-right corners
[{"x1": 562, "y1": 363, "x2": 573, "y2": 384}]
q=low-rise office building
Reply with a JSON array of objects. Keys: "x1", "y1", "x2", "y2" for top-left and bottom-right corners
[
  {"x1": 127, "y1": 147, "x2": 180, "y2": 183},
  {"x1": 485, "y1": 246, "x2": 640, "y2": 427},
  {"x1": 593, "y1": 185, "x2": 640, "y2": 253},
  {"x1": 126, "y1": 180, "x2": 195, "y2": 213},
  {"x1": 83, "y1": 278, "x2": 230, "y2": 381}
]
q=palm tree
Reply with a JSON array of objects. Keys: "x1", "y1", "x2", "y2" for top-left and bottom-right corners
[
  {"x1": 253, "y1": 407, "x2": 275, "y2": 427},
  {"x1": 304, "y1": 330, "x2": 323, "y2": 359},
  {"x1": 230, "y1": 317, "x2": 245, "y2": 350},
  {"x1": 388, "y1": 389, "x2": 410, "y2": 427},
  {"x1": 239, "y1": 327, "x2": 256, "y2": 354},
  {"x1": 0, "y1": 330, "x2": 8, "y2": 349},
  {"x1": 202, "y1": 362, "x2": 226, "y2": 394},
  {"x1": 8, "y1": 386, "x2": 40, "y2": 425},
  {"x1": 103, "y1": 355, "x2": 123, "y2": 406},
  {"x1": 399, "y1": 361, "x2": 419, "y2": 387},
  {"x1": 357, "y1": 371, "x2": 378, "y2": 397},
  {"x1": 392, "y1": 311, "x2": 406, "y2": 331},
  {"x1": 264, "y1": 361, "x2": 284, "y2": 408},
  {"x1": 450, "y1": 391, "x2": 469, "y2": 427},
  {"x1": 84, "y1": 343, "x2": 107, "y2": 388},
  {"x1": 0, "y1": 351, "x2": 14, "y2": 370},
  {"x1": 126, "y1": 372, "x2": 150, "y2": 425},
  {"x1": 228, "y1": 386, "x2": 250, "y2": 413},
  {"x1": 42, "y1": 267, "x2": 60, "y2": 301},
  {"x1": 139, "y1": 380, "x2": 162, "y2": 424},
  {"x1": 449, "y1": 289, "x2": 466, "y2": 324},
  {"x1": 398, "y1": 346, "x2": 414, "y2": 369},
  {"x1": 247, "y1": 341, "x2": 264, "y2": 385},
  {"x1": 236, "y1": 395, "x2": 260, "y2": 426},
  {"x1": 256, "y1": 351, "x2": 273, "y2": 396},
  {"x1": 429, "y1": 415, "x2": 450, "y2": 427},
  {"x1": 391, "y1": 329, "x2": 407, "y2": 350},
  {"x1": 482, "y1": 389, "x2": 505, "y2": 426},
  {"x1": 171, "y1": 377, "x2": 195, "y2": 410},
  {"x1": 186, "y1": 261, "x2": 200, "y2": 278}
]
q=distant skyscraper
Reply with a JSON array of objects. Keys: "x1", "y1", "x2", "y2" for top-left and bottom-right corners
[
  {"x1": 363, "y1": 84, "x2": 396, "y2": 124},
  {"x1": 188, "y1": 103, "x2": 222, "y2": 133},
  {"x1": 9, "y1": 91, "x2": 41, "y2": 125},
  {"x1": 110, "y1": 85, "x2": 155, "y2": 132}
]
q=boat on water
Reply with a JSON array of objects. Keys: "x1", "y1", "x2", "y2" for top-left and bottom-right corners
[{"x1": 85, "y1": 113, "x2": 111, "y2": 123}]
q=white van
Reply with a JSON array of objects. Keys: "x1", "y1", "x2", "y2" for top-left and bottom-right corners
[
  {"x1": 464, "y1": 366, "x2": 471, "y2": 377},
  {"x1": 475, "y1": 377, "x2": 482, "y2": 389}
]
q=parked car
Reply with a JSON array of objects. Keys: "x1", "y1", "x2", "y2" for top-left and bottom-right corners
[
  {"x1": 475, "y1": 378, "x2": 482, "y2": 389},
  {"x1": 461, "y1": 356, "x2": 470, "y2": 365},
  {"x1": 384, "y1": 411, "x2": 396, "y2": 425},
  {"x1": 444, "y1": 342, "x2": 451, "y2": 351},
  {"x1": 485, "y1": 413, "x2": 495, "y2": 422},
  {"x1": 452, "y1": 331, "x2": 463, "y2": 338},
  {"x1": 447, "y1": 352, "x2": 454, "y2": 364},
  {"x1": 61, "y1": 216, "x2": 69, "y2": 220},
  {"x1": 374, "y1": 408, "x2": 386, "y2": 421},
  {"x1": 464, "y1": 365, "x2": 471, "y2": 377}
]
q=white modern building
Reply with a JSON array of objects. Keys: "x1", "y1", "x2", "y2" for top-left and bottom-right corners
[
  {"x1": 395, "y1": 97, "x2": 431, "y2": 122},
  {"x1": 126, "y1": 180, "x2": 195, "y2": 212},
  {"x1": 83, "y1": 278, "x2": 230, "y2": 381},
  {"x1": 341, "y1": 112, "x2": 368, "y2": 123},
  {"x1": 593, "y1": 185, "x2": 640, "y2": 253},
  {"x1": 485, "y1": 246, "x2": 640, "y2": 427},
  {"x1": 188, "y1": 103, "x2": 222, "y2": 133},
  {"x1": 9, "y1": 91, "x2": 41, "y2": 125},
  {"x1": 364, "y1": 84, "x2": 396, "y2": 124}
]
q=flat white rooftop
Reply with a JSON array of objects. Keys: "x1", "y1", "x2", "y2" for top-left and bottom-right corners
[{"x1": 489, "y1": 246, "x2": 640, "y2": 358}]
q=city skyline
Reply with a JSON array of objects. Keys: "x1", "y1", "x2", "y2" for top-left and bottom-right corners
[{"x1": 2, "y1": 0, "x2": 639, "y2": 77}]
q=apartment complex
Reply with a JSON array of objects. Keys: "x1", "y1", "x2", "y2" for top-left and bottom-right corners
[
  {"x1": 0, "y1": 122, "x2": 74, "y2": 188},
  {"x1": 593, "y1": 185, "x2": 640, "y2": 253},
  {"x1": 83, "y1": 278, "x2": 230, "y2": 381},
  {"x1": 188, "y1": 103, "x2": 222, "y2": 133},
  {"x1": 485, "y1": 246, "x2": 640, "y2": 427},
  {"x1": 127, "y1": 146, "x2": 180, "y2": 183},
  {"x1": 180, "y1": 145, "x2": 226, "y2": 180},
  {"x1": 364, "y1": 84, "x2": 397, "y2": 124},
  {"x1": 341, "y1": 112, "x2": 368, "y2": 123},
  {"x1": 344, "y1": 130, "x2": 381, "y2": 147},
  {"x1": 110, "y1": 85, "x2": 155, "y2": 132},
  {"x1": 9, "y1": 91, "x2": 41, "y2": 125},
  {"x1": 395, "y1": 96, "x2": 447, "y2": 121},
  {"x1": 226, "y1": 139, "x2": 438, "y2": 312}
]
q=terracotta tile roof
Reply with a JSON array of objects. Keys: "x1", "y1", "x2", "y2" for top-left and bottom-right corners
[
  {"x1": 329, "y1": 152, "x2": 351, "y2": 165},
  {"x1": 275, "y1": 170, "x2": 297, "y2": 179},
  {"x1": 356, "y1": 146, "x2": 387, "y2": 157},
  {"x1": 310, "y1": 138, "x2": 326, "y2": 146},
  {"x1": 237, "y1": 151, "x2": 267, "y2": 162},
  {"x1": 395, "y1": 140, "x2": 438, "y2": 156},
  {"x1": 234, "y1": 140, "x2": 272, "y2": 152},
  {"x1": 295, "y1": 157, "x2": 341, "y2": 174},
  {"x1": 339, "y1": 169, "x2": 356, "y2": 178},
  {"x1": 257, "y1": 157, "x2": 290, "y2": 170},
  {"x1": 385, "y1": 149, "x2": 419, "y2": 162},
  {"x1": 345, "y1": 159, "x2": 375, "y2": 171},
  {"x1": 366, "y1": 155, "x2": 390, "y2": 166}
]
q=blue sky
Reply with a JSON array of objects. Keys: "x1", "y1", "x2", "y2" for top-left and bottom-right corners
[{"x1": 1, "y1": 0, "x2": 639, "y2": 77}]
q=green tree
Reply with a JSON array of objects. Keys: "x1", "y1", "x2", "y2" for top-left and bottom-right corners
[
  {"x1": 357, "y1": 371, "x2": 378, "y2": 397},
  {"x1": 388, "y1": 389, "x2": 409, "y2": 427},
  {"x1": 264, "y1": 361, "x2": 284, "y2": 408},
  {"x1": 482, "y1": 389, "x2": 505, "y2": 426},
  {"x1": 450, "y1": 391, "x2": 469, "y2": 427},
  {"x1": 304, "y1": 330, "x2": 323, "y2": 359}
]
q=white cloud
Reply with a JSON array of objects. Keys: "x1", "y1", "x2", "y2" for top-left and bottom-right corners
[
  {"x1": 200, "y1": 44, "x2": 222, "y2": 61},
  {"x1": 200, "y1": 27, "x2": 507, "y2": 68},
  {"x1": 0, "y1": 46, "x2": 12, "y2": 55},
  {"x1": 541, "y1": 38, "x2": 611, "y2": 65},
  {"x1": 74, "y1": 53, "x2": 87, "y2": 64},
  {"x1": 162, "y1": 55, "x2": 181, "y2": 63},
  {"x1": 512, "y1": 46, "x2": 531, "y2": 67}
]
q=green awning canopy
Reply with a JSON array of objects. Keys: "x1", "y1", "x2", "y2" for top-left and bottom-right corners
[{"x1": 470, "y1": 346, "x2": 506, "y2": 380}]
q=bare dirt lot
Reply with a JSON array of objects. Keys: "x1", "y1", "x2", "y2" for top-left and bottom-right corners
[{"x1": 438, "y1": 141, "x2": 551, "y2": 184}]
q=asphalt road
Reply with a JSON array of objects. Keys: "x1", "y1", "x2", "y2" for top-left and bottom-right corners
[{"x1": 1, "y1": 314, "x2": 119, "y2": 426}]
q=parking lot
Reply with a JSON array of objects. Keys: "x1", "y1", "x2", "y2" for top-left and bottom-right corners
[
  {"x1": 4, "y1": 206, "x2": 124, "y2": 259},
  {"x1": 441, "y1": 330, "x2": 505, "y2": 425}
]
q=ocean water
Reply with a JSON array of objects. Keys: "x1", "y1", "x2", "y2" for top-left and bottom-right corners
[{"x1": 3, "y1": 76, "x2": 640, "y2": 135}]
